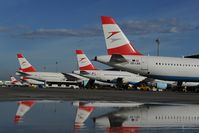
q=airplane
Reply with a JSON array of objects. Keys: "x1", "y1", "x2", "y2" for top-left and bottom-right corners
[
  {"x1": 67, "y1": 73, "x2": 114, "y2": 88},
  {"x1": 20, "y1": 77, "x2": 45, "y2": 86},
  {"x1": 14, "y1": 100, "x2": 61, "y2": 123},
  {"x1": 94, "y1": 16, "x2": 199, "y2": 87},
  {"x1": 73, "y1": 101, "x2": 142, "y2": 127},
  {"x1": 10, "y1": 76, "x2": 24, "y2": 86},
  {"x1": 73, "y1": 101, "x2": 199, "y2": 129},
  {"x1": 16, "y1": 54, "x2": 80, "y2": 87},
  {"x1": 73, "y1": 50, "x2": 147, "y2": 89}
]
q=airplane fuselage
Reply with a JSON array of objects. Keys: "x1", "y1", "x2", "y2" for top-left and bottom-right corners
[
  {"x1": 17, "y1": 72, "x2": 68, "y2": 82},
  {"x1": 96, "y1": 55, "x2": 199, "y2": 82},
  {"x1": 73, "y1": 70, "x2": 146, "y2": 84}
]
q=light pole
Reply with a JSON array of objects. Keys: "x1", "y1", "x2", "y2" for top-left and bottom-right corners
[
  {"x1": 56, "y1": 61, "x2": 58, "y2": 72},
  {"x1": 43, "y1": 66, "x2": 46, "y2": 71},
  {"x1": 155, "y1": 38, "x2": 160, "y2": 56}
]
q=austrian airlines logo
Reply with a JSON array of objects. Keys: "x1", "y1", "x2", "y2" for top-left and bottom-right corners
[
  {"x1": 107, "y1": 31, "x2": 120, "y2": 39},
  {"x1": 22, "y1": 61, "x2": 27, "y2": 66},
  {"x1": 80, "y1": 58, "x2": 86, "y2": 62}
]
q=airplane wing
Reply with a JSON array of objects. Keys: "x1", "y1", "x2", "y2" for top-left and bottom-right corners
[
  {"x1": 62, "y1": 73, "x2": 82, "y2": 81},
  {"x1": 16, "y1": 71, "x2": 30, "y2": 76},
  {"x1": 80, "y1": 70, "x2": 90, "y2": 75}
]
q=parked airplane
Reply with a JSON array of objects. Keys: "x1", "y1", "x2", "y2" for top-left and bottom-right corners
[
  {"x1": 68, "y1": 73, "x2": 114, "y2": 88},
  {"x1": 20, "y1": 77, "x2": 45, "y2": 86},
  {"x1": 74, "y1": 50, "x2": 147, "y2": 88},
  {"x1": 16, "y1": 54, "x2": 80, "y2": 87},
  {"x1": 10, "y1": 76, "x2": 23, "y2": 86},
  {"x1": 95, "y1": 16, "x2": 199, "y2": 86}
]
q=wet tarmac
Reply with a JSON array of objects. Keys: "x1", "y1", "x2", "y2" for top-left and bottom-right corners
[{"x1": 0, "y1": 87, "x2": 199, "y2": 104}]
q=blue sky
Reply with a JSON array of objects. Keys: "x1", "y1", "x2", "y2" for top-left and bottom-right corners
[{"x1": 1, "y1": 0, "x2": 199, "y2": 79}]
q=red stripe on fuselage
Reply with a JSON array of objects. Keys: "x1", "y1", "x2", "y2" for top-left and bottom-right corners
[{"x1": 107, "y1": 44, "x2": 143, "y2": 55}]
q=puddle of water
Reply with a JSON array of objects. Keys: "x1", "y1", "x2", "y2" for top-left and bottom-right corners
[{"x1": 0, "y1": 100, "x2": 199, "y2": 133}]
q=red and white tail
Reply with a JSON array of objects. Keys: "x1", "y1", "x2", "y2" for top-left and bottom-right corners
[
  {"x1": 11, "y1": 76, "x2": 17, "y2": 83},
  {"x1": 17, "y1": 54, "x2": 37, "y2": 72},
  {"x1": 75, "y1": 50, "x2": 96, "y2": 70},
  {"x1": 11, "y1": 76, "x2": 22, "y2": 85},
  {"x1": 14, "y1": 101, "x2": 35, "y2": 123},
  {"x1": 101, "y1": 16, "x2": 142, "y2": 55}
]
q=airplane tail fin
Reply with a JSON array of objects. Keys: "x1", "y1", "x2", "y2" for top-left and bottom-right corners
[
  {"x1": 75, "y1": 50, "x2": 96, "y2": 70},
  {"x1": 11, "y1": 76, "x2": 17, "y2": 83},
  {"x1": 17, "y1": 54, "x2": 37, "y2": 72},
  {"x1": 101, "y1": 16, "x2": 142, "y2": 55}
]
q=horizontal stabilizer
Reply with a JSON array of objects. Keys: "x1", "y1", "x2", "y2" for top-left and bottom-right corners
[
  {"x1": 184, "y1": 54, "x2": 199, "y2": 59},
  {"x1": 16, "y1": 71, "x2": 30, "y2": 76},
  {"x1": 80, "y1": 71, "x2": 90, "y2": 75},
  {"x1": 110, "y1": 54, "x2": 128, "y2": 64},
  {"x1": 61, "y1": 73, "x2": 80, "y2": 81}
]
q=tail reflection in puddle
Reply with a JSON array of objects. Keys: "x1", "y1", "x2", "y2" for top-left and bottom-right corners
[{"x1": 0, "y1": 100, "x2": 199, "y2": 132}]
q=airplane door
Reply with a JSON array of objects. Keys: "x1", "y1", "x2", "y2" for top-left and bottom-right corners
[{"x1": 140, "y1": 57, "x2": 148, "y2": 74}]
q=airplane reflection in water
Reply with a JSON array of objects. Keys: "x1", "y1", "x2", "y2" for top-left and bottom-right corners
[
  {"x1": 73, "y1": 101, "x2": 199, "y2": 129},
  {"x1": 14, "y1": 100, "x2": 61, "y2": 123},
  {"x1": 8, "y1": 100, "x2": 199, "y2": 132}
]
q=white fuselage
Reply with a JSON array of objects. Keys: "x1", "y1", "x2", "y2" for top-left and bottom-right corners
[
  {"x1": 73, "y1": 70, "x2": 146, "y2": 84},
  {"x1": 96, "y1": 55, "x2": 199, "y2": 82},
  {"x1": 68, "y1": 73, "x2": 114, "y2": 86},
  {"x1": 95, "y1": 104, "x2": 199, "y2": 128},
  {"x1": 24, "y1": 78, "x2": 44, "y2": 85},
  {"x1": 19, "y1": 72, "x2": 68, "y2": 82}
]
